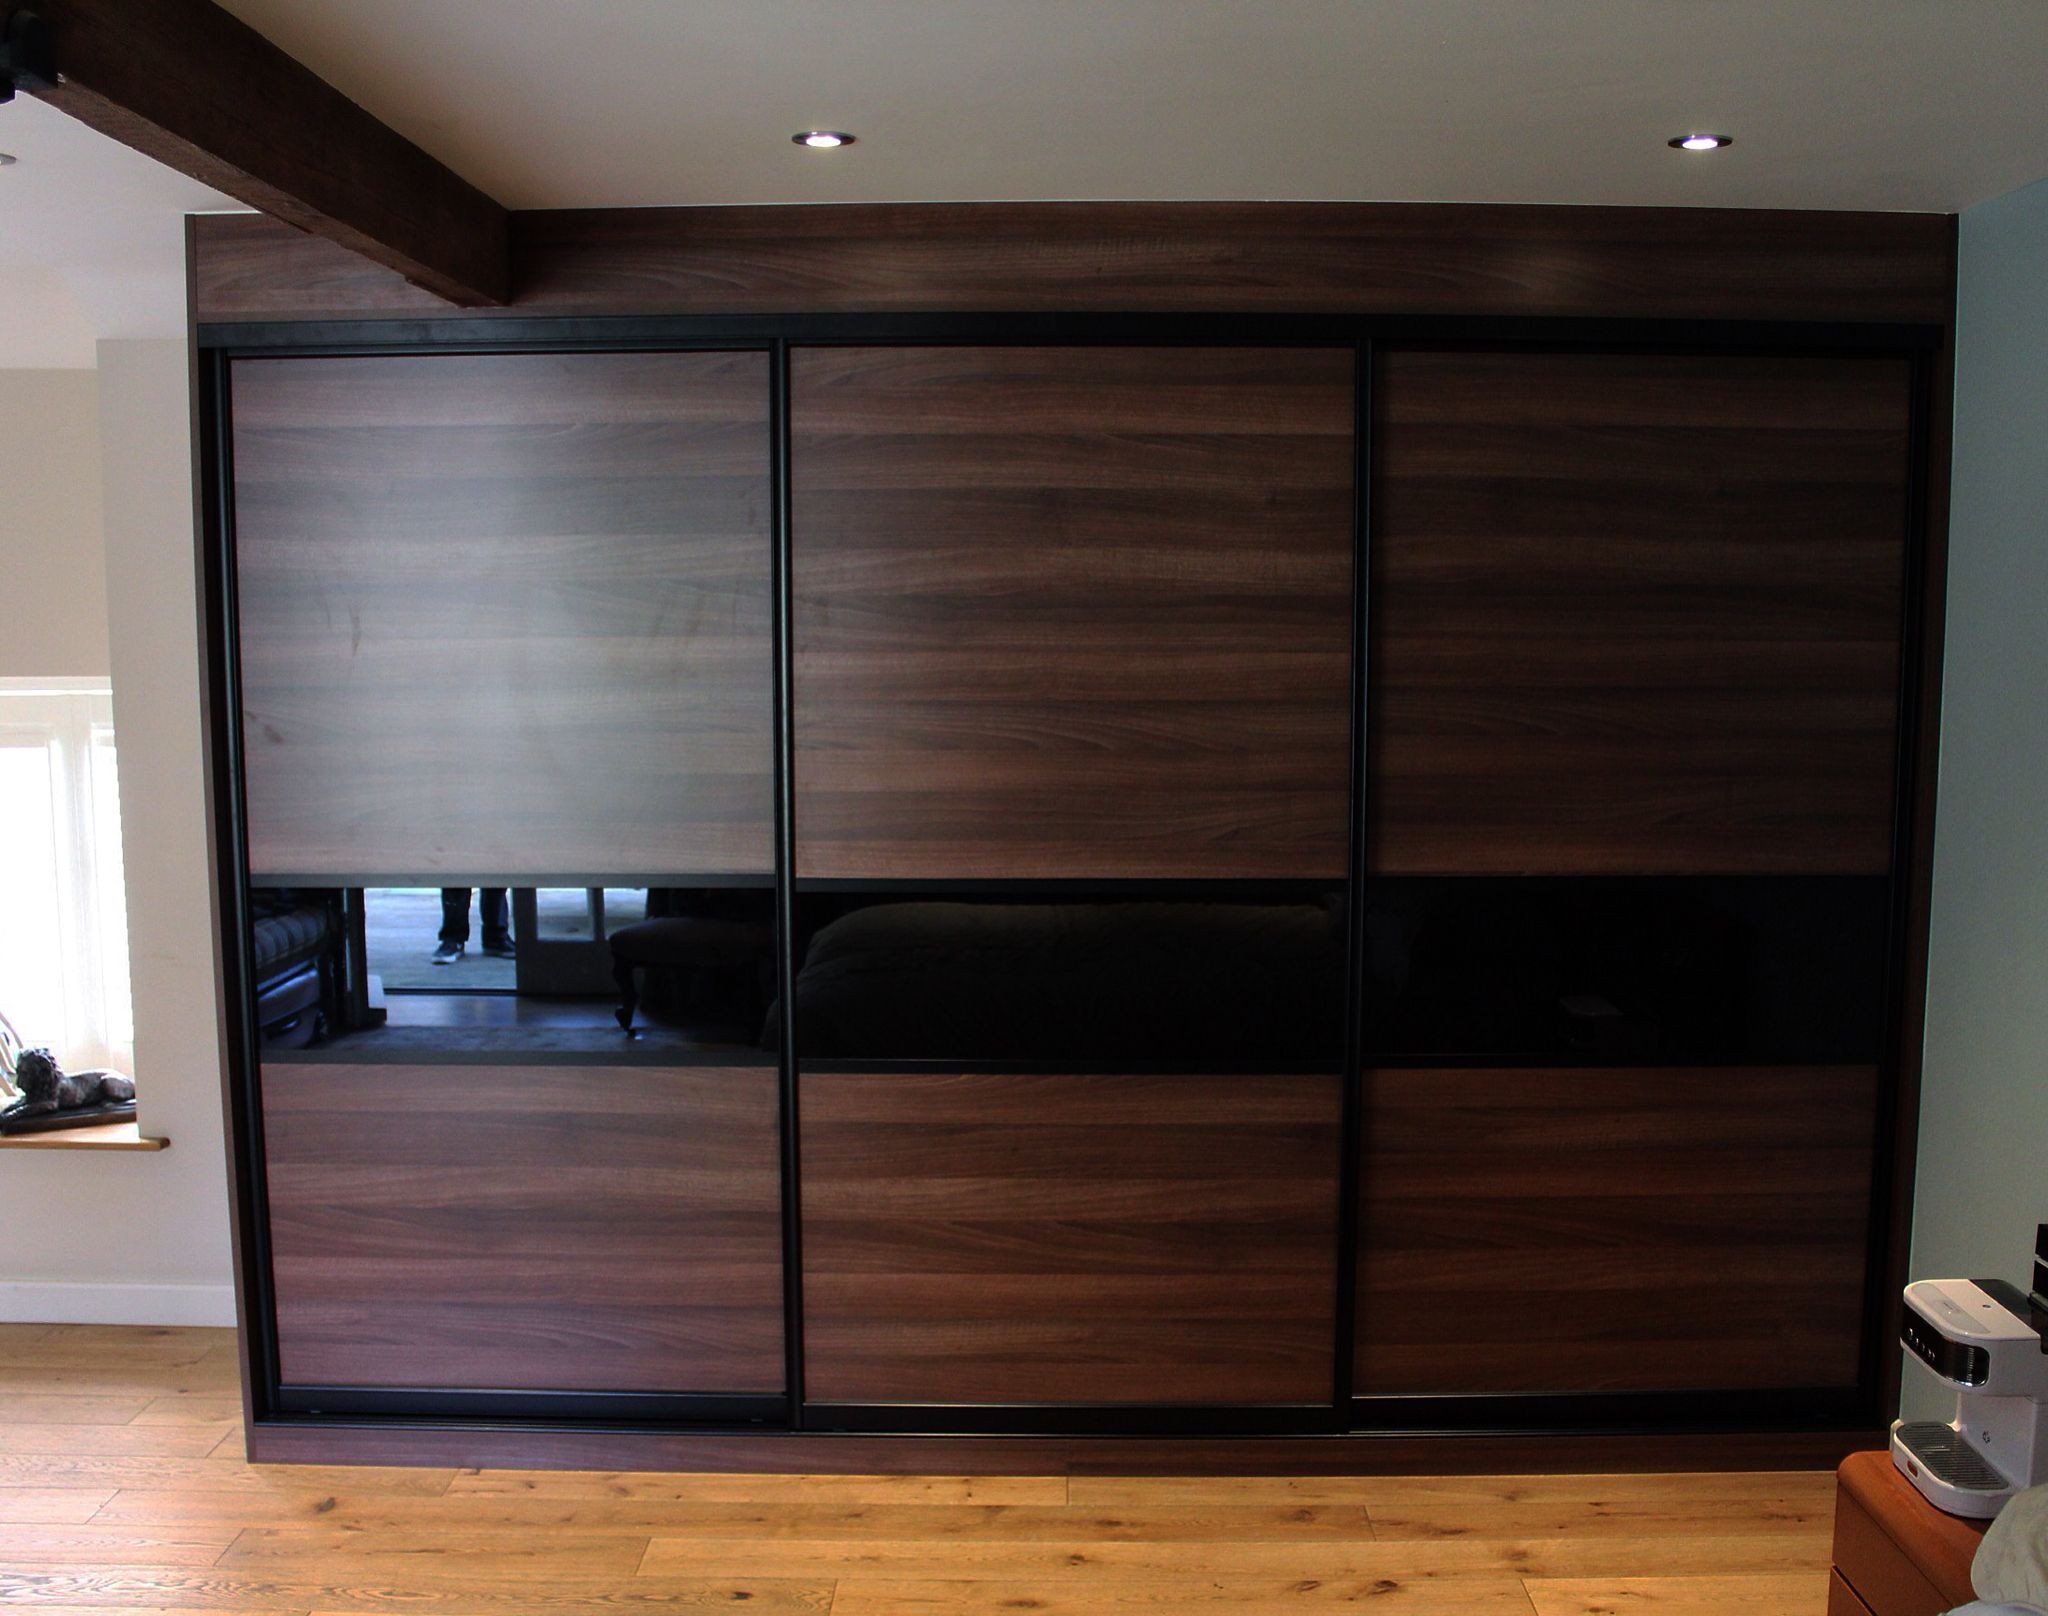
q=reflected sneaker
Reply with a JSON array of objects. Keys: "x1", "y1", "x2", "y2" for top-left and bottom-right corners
[
  {"x1": 482, "y1": 939, "x2": 516, "y2": 959},
  {"x1": 430, "y1": 941, "x2": 463, "y2": 965}
]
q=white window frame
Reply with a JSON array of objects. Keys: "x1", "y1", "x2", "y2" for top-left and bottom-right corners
[{"x1": 0, "y1": 677, "x2": 132, "y2": 1081}]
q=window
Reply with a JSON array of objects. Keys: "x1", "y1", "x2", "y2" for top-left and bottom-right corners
[{"x1": 0, "y1": 680, "x2": 132, "y2": 1078}]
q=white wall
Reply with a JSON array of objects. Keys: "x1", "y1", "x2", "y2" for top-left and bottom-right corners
[
  {"x1": 1906, "y1": 174, "x2": 2048, "y2": 1410},
  {"x1": 0, "y1": 369, "x2": 108, "y2": 677},
  {"x1": 0, "y1": 340, "x2": 235, "y2": 1326}
]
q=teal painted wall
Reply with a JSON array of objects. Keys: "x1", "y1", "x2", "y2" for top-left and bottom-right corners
[{"x1": 1906, "y1": 174, "x2": 2048, "y2": 1415}]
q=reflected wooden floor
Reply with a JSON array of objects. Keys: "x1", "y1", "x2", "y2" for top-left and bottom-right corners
[{"x1": 0, "y1": 1325, "x2": 1835, "y2": 1614}]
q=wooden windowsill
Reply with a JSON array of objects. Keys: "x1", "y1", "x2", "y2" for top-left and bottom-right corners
[{"x1": 0, "y1": 1121, "x2": 168, "y2": 1152}]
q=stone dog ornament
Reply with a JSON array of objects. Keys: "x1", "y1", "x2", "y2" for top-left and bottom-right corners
[{"x1": 1, "y1": 1047, "x2": 135, "y2": 1120}]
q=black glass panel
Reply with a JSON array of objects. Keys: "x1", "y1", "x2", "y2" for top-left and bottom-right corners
[
  {"x1": 1361, "y1": 875, "x2": 1889, "y2": 1063},
  {"x1": 788, "y1": 884, "x2": 1347, "y2": 1066},
  {"x1": 247, "y1": 881, "x2": 776, "y2": 1060}
]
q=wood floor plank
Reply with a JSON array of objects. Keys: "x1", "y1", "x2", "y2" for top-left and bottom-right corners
[
  {"x1": 640, "y1": 1531, "x2": 1823, "y2": 1581},
  {"x1": 0, "y1": 1424, "x2": 239, "y2": 1458},
  {"x1": 0, "y1": 1487, "x2": 117, "y2": 1524},
  {"x1": 1523, "y1": 1571, "x2": 1829, "y2": 1615},
  {"x1": 1069, "y1": 1472, "x2": 1836, "y2": 1508},
  {"x1": 0, "y1": 1365, "x2": 241, "y2": 1398},
  {"x1": 446, "y1": 1469, "x2": 1067, "y2": 1504},
  {"x1": 831, "y1": 1576, "x2": 1540, "y2": 1613},
  {"x1": 103, "y1": 1493, "x2": 1209, "y2": 1533},
  {"x1": 130, "y1": 1396, "x2": 247, "y2": 1426},
  {"x1": 0, "y1": 1396, "x2": 155, "y2": 1426},
  {"x1": 217, "y1": 1525, "x2": 656, "y2": 1576},
  {"x1": 0, "y1": 1456, "x2": 455, "y2": 1496},
  {"x1": 0, "y1": 1574, "x2": 829, "y2": 1613},
  {"x1": 1366, "y1": 1494, "x2": 1833, "y2": 1542},
  {"x1": 0, "y1": 1521, "x2": 238, "y2": 1565}
]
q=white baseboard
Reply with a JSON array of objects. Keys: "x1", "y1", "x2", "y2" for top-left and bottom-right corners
[{"x1": 0, "y1": 1281, "x2": 237, "y2": 1327}]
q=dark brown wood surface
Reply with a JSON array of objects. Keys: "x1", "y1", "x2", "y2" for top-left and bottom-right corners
[
  {"x1": 801, "y1": 1072, "x2": 1342, "y2": 1405},
  {"x1": 791, "y1": 346, "x2": 1354, "y2": 880},
  {"x1": 191, "y1": 204, "x2": 1952, "y2": 325},
  {"x1": 37, "y1": 0, "x2": 506, "y2": 305},
  {"x1": 231, "y1": 349, "x2": 773, "y2": 879},
  {"x1": 246, "y1": 1414, "x2": 1874, "y2": 1474},
  {"x1": 1369, "y1": 350, "x2": 1911, "y2": 875},
  {"x1": 260, "y1": 1062, "x2": 784, "y2": 1394},
  {"x1": 1354, "y1": 1065, "x2": 1879, "y2": 1396}
]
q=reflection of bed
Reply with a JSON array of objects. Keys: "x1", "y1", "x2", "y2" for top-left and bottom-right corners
[
  {"x1": 787, "y1": 900, "x2": 1344, "y2": 1061},
  {"x1": 251, "y1": 895, "x2": 336, "y2": 1049}
]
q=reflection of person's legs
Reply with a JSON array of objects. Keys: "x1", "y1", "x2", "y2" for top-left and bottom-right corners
[
  {"x1": 433, "y1": 889, "x2": 472, "y2": 964},
  {"x1": 479, "y1": 889, "x2": 512, "y2": 956},
  {"x1": 439, "y1": 889, "x2": 473, "y2": 944}
]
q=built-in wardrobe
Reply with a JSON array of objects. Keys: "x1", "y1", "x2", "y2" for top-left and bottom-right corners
[{"x1": 194, "y1": 202, "x2": 1952, "y2": 1468}]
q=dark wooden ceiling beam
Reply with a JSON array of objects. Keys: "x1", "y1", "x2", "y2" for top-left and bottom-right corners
[{"x1": 12, "y1": 0, "x2": 507, "y2": 306}]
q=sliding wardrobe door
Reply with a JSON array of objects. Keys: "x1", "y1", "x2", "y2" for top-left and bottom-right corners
[
  {"x1": 231, "y1": 350, "x2": 773, "y2": 881},
  {"x1": 790, "y1": 346, "x2": 1354, "y2": 881},
  {"x1": 1355, "y1": 348, "x2": 1914, "y2": 1407},
  {"x1": 788, "y1": 346, "x2": 1353, "y2": 1417},
  {"x1": 228, "y1": 348, "x2": 784, "y2": 1418}
]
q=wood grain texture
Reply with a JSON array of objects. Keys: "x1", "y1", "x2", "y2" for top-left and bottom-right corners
[
  {"x1": 791, "y1": 346, "x2": 1354, "y2": 880},
  {"x1": 190, "y1": 204, "x2": 1953, "y2": 324},
  {"x1": 800, "y1": 1072, "x2": 1341, "y2": 1405},
  {"x1": 1832, "y1": 1567, "x2": 1880, "y2": 1616},
  {"x1": 260, "y1": 1063, "x2": 783, "y2": 1395},
  {"x1": 1355, "y1": 1066, "x2": 1879, "y2": 1396},
  {"x1": 1369, "y1": 350, "x2": 1911, "y2": 875},
  {"x1": 0, "y1": 1331, "x2": 1840, "y2": 1616},
  {"x1": 38, "y1": 1, "x2": 507, "y2": 306},
  {"x1": 231, "y1": 349, "x2": 773, "y2": 879},
  {"x1": 1830, "y1": 1451, "x2": 1985, "y2": 1616},
  {"x1": 243, "y1": 1417, "x2": 1873, "y2": 1474}
]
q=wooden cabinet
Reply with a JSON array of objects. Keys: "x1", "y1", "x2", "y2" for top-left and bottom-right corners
[
  {"x1": 801, "y1": 1072, "x2": 1343, "y2": 1405},
  {"x1": 790, "y1": 345, "x2": 1355, "y2": 881},
  {"x1": 261, "y1": 1062, "x2": 784, "y2": 1396},
  {"x1": 203, "y1": 313, "x2": 1935, "y2": 1454},
  {"x1": 1829, "y1": 1452, "x2": 1986, "y2": 1616},
  {"x1": 232, "y1": 349, "x2": 774, "y2": 881}
]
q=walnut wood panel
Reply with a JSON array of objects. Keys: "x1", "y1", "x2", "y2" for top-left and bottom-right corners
[
  {"x1": 260, "y1": 1062, "x2": 783, "y2": 1394},
  {"x1": 231, "y1": 349, "x2": 772, "y2": 878},
  {"x1": 39, "y1": 0, "x2": 507, "y2": 306},
  {"x1": 191, "y1": 204, "x2": 1954, "y2": 324},
  {"x1": 1369, "y1": 350, "x2": 1911, "y2": 875},
  {"x1": 791, "y1": 346, "x2": 1353, "y2": 880},
  {"x1": 1354, "y1": 1066, "x2": 1878, "y2": 1396},
  {"x1": 245, "y1": 1414, "x2": 1872, "y2": 1472},
  {"x1": 801, "y1": 1072, "x2": 1342, "y2": 1405}
]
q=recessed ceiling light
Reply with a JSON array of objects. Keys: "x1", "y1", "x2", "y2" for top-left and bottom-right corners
[
  {"x1": 0, "y1": 153, "x2": 16, "y2": 167},
  {"x1": 1668, "y1": 133, "x2": 1734, "y2": 152},
  {"x1": 794, "y1": 130, "x2": 855, "y2": 149}
]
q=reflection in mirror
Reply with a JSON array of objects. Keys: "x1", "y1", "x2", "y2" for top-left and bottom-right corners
[
  {"x1": 787, "y1": 886, "x2": 1347, "y2": 1066},
  {"x1": 1361, "y1": 875, "x2": 1889, "y2": 1063},
  {"x1": 249, "y1": 883, "x2": 776, "y2": 1057}
]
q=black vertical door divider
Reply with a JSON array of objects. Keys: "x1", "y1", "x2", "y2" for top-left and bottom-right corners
[
  {"x1": 1333, "y1": 341, "x2": 1374, "y2": 1417},
  {"x1": 769, "y1": 340, "x2": 806, "y2": 1427}
]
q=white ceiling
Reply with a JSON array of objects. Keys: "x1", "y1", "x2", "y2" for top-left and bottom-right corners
[
  {"x1": 4, "y1": 0, "x2": 2048, "y2": 370},
  {"x1": 215, "y1": 0, "x2": 2048, "y2": 213},
  {"x1": 0, "y1": 96, "x2": 237, "y2": 367}
]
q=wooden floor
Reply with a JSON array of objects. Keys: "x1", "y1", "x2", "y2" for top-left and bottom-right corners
[{"x1": 0, "y1": 1325, "x2": 1836, "y2": 1614}]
